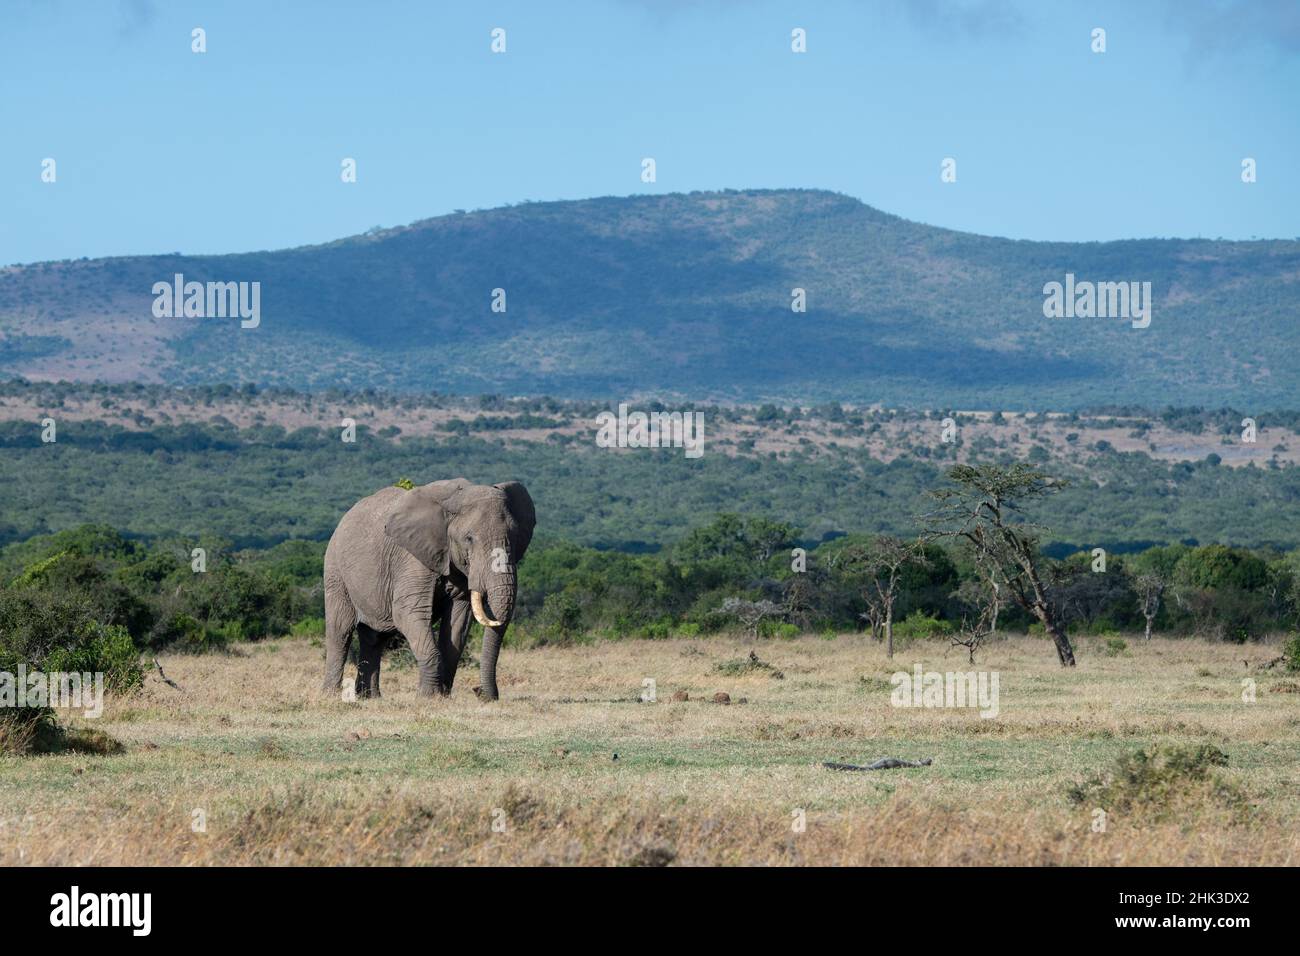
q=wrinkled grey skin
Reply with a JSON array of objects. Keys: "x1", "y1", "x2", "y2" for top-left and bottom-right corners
[{"x1": 321, "y1": 478, "x2": 535, "y2": 701}]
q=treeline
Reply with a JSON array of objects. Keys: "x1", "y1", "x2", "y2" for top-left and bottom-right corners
[
  {"x1": 0, "y1": 524, "x2": 313, "y2": 666},
  {"x1": 5, "y1": 417, "x2": 1300, "y2": 556},
  {"x1": 7, "y1": 377, "x2": 1300, "y2": 435},
  {"x1": 512, "y1": 514, "x2": 1300, "y2": 646},
  {"x1": 4, "y1": 513, "x2": 1298, "y2": 666}
]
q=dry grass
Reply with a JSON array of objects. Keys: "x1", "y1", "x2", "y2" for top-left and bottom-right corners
[{"x1": 1, "y1": 633, "x2": 1296, "y2": 866}]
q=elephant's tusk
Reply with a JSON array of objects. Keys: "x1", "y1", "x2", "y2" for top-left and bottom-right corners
[{"x1": 471, "y1": 591, "x2": 504, "y2": 628}]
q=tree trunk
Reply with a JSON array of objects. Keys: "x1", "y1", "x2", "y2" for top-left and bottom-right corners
[
  {"x1": 1144, "y1": 614, "x2": 1153, "y2": 642},
  {"x1": 1025, "y1": 560, "x2": 1075, "y2": 666},
  {"x1": 1045, "y1": 619, "x2": 1075, "y2": 666},
  {"x1": 885, "y1": 605, "x2": 894, "y2": 659}
]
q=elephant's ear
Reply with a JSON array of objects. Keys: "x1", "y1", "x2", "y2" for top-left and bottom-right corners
[
  {"x1": 495, "y1": 481, "x2": 535, "y2": 562},
  {"x1": 384, "y1": 491, "x2": 451, "y2": 574}
]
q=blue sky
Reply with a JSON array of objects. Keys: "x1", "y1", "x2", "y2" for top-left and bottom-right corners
[{"x1": 2, "y1": 0, "x2": 1297, "y2": 264}]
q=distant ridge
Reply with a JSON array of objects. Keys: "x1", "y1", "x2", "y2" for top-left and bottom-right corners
[{"x1": 2, "y1": 189, "x2": 1298, "y2": 409}]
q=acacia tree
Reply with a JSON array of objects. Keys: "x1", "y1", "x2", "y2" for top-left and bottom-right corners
[
  {"x1": 720, "y1": 597, "x2": 783, "y2": 641},
  {"x1": 832, "y1": 535, "x2": 927, "y2": 659},
  {"x1": 923, "y1": 463, "x2": 1076, "y2": 666}
]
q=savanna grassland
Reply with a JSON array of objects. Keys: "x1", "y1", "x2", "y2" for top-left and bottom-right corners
[{"x1": 2, "y1": 632, "x2": 1296, "y2": 866}]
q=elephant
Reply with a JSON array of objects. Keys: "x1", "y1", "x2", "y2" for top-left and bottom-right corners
[{"x1": 320, "y1": 478, "x2": 535, "y2": 701}]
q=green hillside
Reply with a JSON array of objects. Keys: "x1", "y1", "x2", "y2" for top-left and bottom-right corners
[{"x1": 2, "y1": 189, "x2": 1298, "y2": 408}]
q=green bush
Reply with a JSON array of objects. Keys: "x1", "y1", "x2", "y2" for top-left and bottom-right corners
[
  {"x1": 532, "y1": 591, "x2": 583, "y2": 646},
  {"x1": 1282, "y1": 633, "x2": 1300, "y2": 673},
  {"x1": 0, "y1": 588, "x2": 143, "y2": 752},
  {"x1": 764, "y1": 621, "x2": 800, "y2": 640},
  {"x1": 638, "y1": 619, "x2": 674, "y2": 640},
  {"x1": 181, "y1": 566, "x2": 303, "y2": 643},
  {"x1": 44, "y1": 623, "x2": 142, "y2": 691},
  {"x1": 291, "y1": 616, "x2": 326, "y2": 637},
  {"x1": 1067, "y1": 745, "x2": 1243, "y2": 820},
  {"x1": 147, "y1": 609, "x2": 212, "y2": 652},
  {"x1": 0, "y1": 588, "x2": 142, "y2": 690},
  {"x1": 893, "y1": 611, "x2": 953, "y2": 642}
]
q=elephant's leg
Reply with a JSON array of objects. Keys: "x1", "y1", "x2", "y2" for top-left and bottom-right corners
[
  {"x1": 322, "y1": 577, "x2": 358, "y2": 694},
  {"x1": 394, "y1": 604, "x2": 444, "y2": 698},
  {"x1": 354, "y1": 624, "x2": 387, "y2": 699},
  {"x1": 438, "y1": 594, "x2": 473, "y2": 691}
]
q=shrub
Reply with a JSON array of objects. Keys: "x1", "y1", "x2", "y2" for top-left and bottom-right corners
[
  {"x1": 637, "y1": 619, "x2": 674, "y2": 640},
  {"x1": 44, "y1": 623, "x2": 142, "y2": 691},
  {"x1": 0, "y1": 588, "x2": 142, "y2": 753},
  {"x1": 1066, "y1": 744, "x2": 1244, "y2": 820},
  {"x1": 532, "y1": 591, "x2": 583, "y2": 646},
  {"x1": 893, "y1": 611, "x2": 953, "y2": 642},
  {"x1": 182, "y1": 566, "x2": 302, "y2": 642},
  {"x1": 12, "y1": 550, "x2": 152, "y2": 640},
  {"x1": 0, "y1": 588, "x2": 143, "y2": 690},
  {"x1": 1282, "y1": 633, "x2": 1300, "y2": 673},
  {"x1": 714, "y1": 650, "x2": 783, "y2": 679},
  {"x1": 147, "y1": 609, "x2": 221, "y2": 652},
  {"x1": 763, "y1": 621, "x2": 800, "y2": 640},
  {"x1": 291, "y1": 616, "x2": 325, "y2": 637}
]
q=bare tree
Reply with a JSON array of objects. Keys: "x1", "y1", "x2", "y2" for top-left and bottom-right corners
[
  {"x1": 720, "y1": 597, "x2": 783, "y2": 641},
  {"x1": 833, "y1": 536, "x2": 927, "y2": 659},
  {"x1": 922, "y1": 463, "x2": 1077, "y2": 667},
  {"x1": 1134, "y1": 571, "x2": 1167, "y2": 642},
  {"x1": 781, "y1": 568, "x2": 824, "y2": 631},
  {"x1": 950, "y1": 600, "x2": 997, "y2": 665}
]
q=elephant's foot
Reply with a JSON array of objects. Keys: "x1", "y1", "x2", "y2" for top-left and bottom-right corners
[
  {"x1": 473, "y1": 685, "x2": 499, "y2": 702},
  {"x1": 416, "y1": 683, "x2": 450, "y2": 698}
]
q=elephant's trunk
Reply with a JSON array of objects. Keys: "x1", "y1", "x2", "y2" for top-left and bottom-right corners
[
  {"x1": 475, "y1": 582, "x2": 514, "y2": 701},
  {"x1": 479, "y1": 622, "x2": 506, "y2": 701}
]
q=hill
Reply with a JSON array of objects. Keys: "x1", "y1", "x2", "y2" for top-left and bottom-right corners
[{"x1": 2, "y1": 189, "x2": 1298, "y2": 409}]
